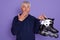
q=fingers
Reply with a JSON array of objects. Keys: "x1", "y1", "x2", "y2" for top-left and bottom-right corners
[
  {"x1": 41, "y1": 14, "x2": 46, "y2": 18},
  {"x1": 18, "y1": 14, "x2": 21, "y2": 19},
  {"x1": 38, "y1": 14, "x2": 46, "y2": 20}
]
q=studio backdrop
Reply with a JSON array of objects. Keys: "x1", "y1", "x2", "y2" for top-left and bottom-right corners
[{"x1": 0, "y1": 0, "x2": 60, "y2": 40}]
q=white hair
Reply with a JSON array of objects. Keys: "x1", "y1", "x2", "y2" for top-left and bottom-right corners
[{"x1": 22, "y1": 1, "x2": 31, "y2": 6}]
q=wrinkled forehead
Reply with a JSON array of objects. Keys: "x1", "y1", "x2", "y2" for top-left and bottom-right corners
[{"x1": 45, "y1": 19, "x2": 52, "y2": 22}]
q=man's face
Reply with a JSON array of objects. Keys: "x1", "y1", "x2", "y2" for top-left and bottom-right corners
[{"x1": 21, "y1": 3, "x2": 30, "y2": 13}]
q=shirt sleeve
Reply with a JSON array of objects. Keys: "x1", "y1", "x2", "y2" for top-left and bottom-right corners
[
  {"x1": 11, "y1": 16, "x2": 22, "y2": 35},
  {"x1": 34, "y1": 17, "x2": 40, "y2": 34},
  {"x1": 11, "y1": 16, "x2": 18, "y2": 35}
]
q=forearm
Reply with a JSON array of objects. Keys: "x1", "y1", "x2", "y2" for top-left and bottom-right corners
[{"x1": 18, "y1": 13, "x2": 28, "y2": 21}]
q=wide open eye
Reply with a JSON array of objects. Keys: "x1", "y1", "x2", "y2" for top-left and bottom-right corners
[
  {"x1": 50, "y1": 21, "x2": 52, "y2": 22},
  {"x1": 46, "y1": 24, "x2": 48, "y2": 25},
  {"x1": 50, "y1": 20, "x2": 53, "y2": 23}
]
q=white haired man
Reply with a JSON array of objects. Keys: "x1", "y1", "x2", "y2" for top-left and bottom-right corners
[{"x1": 11, "y1": 1, "x2": 46, "y2": 40}]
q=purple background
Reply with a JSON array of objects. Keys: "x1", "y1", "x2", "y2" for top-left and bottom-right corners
[{"x1": 0, "y1": 0, "x2": 60, "y2": 40}]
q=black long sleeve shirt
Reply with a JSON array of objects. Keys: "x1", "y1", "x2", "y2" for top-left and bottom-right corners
[{"x1": 11, "y1": 14, "x2": 40, "y2": 40}]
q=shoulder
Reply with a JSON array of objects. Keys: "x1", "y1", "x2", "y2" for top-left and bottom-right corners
[
  {"x1": 29, "y1": 14, "x2": 40, "y2": 21},
  {"x1": 13, "y1": 15, "x2": 18, "y2": 21},
  {"x1": 29, "y1": 14, "x2": 36, "y2": 19}
]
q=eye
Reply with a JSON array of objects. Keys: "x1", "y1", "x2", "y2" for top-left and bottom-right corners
[
  {"x1": 46, "y1": 24, "x2": 48, "y2": 25},
  {"x1": 50, "y1": 21, "x2": 52, "y2": 22}
]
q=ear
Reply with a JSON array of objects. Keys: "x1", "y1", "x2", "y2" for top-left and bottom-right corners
[{"x1": 52, "y1": 19, "x2": 54, "y2": 21}]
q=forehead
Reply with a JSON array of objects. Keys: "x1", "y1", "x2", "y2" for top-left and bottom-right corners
[
  {"x1": 45, "y1": 19, "x2": 52, "y2": 22},
  {"x1": 22, "y1": 3, "x2": 30, "y2": 7}
]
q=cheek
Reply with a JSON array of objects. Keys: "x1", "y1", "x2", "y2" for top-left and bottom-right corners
[
  {"x1": 23, "y1": 8, "x2": 26, "y2": 11},
  {"x1": 27, "y1": 7, "x2": 30, "y2": 11},
  {"x1": 44, "y1": 22, "x2": 50, "y2": 26},
  {"x1": 22, "y1": 7, "x2": 26, "y2": 11}
]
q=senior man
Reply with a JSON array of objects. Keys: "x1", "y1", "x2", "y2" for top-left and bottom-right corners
[{"x1": 11, "y1": 1, "x2": 46, "y2": 40}]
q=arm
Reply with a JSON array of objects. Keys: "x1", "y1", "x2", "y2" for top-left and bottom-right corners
[
  {"x1": 11, "y1": 16, "x2": 18, "y2": 35},
  {"x1": 34, "y1": 18, "x2": 40, "y2": 34}
]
